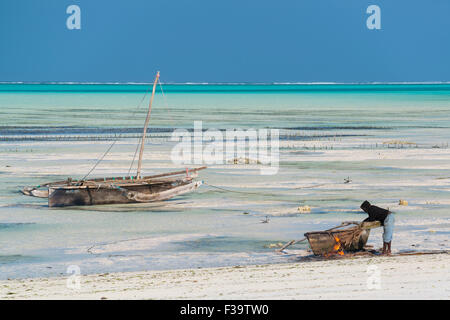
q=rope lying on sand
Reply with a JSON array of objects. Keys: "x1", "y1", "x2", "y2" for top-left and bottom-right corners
[
  {"x1": 291, "y1": 183, "x2": 331, "y2": 189},
  {"x1": 203, "y1": 181, "x2": 336, "y2": 197},
  {"x1": 203, "y1": 182, "x2": 287, "y2": 196},
  {"x1": 87, "y1": 236, "x2": 152, "y2": 256}
]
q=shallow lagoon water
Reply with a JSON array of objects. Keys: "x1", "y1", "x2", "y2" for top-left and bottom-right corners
[{"x1": 0, "y1": 84, "x2": 449, "y2": 279}]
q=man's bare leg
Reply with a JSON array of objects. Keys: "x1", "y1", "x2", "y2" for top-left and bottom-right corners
[{"x1": 382, "y1": 242, "x2": 388, "y2": 255}]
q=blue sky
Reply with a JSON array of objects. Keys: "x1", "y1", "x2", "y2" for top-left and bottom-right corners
[{"x1": 1, "y1": 0, "x2": 449, "y2": 83}]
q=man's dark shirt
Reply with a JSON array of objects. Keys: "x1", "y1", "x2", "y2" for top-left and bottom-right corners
[{"x1": 363, "y1": 205, "x2": 390, "y2": 225}]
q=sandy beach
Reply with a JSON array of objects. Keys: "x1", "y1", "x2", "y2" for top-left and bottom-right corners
[{"x1": 1, "y1": 253, "x2": 448, "y2": 300}]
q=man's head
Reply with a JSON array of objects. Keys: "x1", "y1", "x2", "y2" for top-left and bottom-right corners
[{"x1": 360, "y1": 200, "x2": 371, "y2": 213}]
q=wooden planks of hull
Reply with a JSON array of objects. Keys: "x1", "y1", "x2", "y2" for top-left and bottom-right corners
[
  {"x1": 305, "y1": 229, "x2": 371, "y2": 255},
  {"x1": 48, "y1": 180, "x2": 202, "y2": 207},
  {"x1": 21, "y1": 167, "x2": 206, "y2": 201},
  {"x1": 304, "y1": 221, "x2": 381, "y2": 255}
]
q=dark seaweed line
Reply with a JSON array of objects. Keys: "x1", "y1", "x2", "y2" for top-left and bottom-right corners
[
  {"x1": 0, "y1": 133, "x2": 367, "y2": 142},
  {"x1": 0, "y1": 135, "x2": 153, "y2": 142},
  {"x1": 0, "y1": 127, "x2": 174, "y2": 135},
  {"x1": 1, "y1": 125, "x2": 447, "y2": 136},
  {"x1": 0, "y1": 127, "x2": 370, "y2": 136}
]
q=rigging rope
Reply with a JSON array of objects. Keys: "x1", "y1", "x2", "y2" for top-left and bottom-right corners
[
  {"x1": 80, "y1": 140, "x2": 118, "y2": 181},
  {"x1": 127, "y1": 77, "x2": 173, "y2": 176},
  {"x1": 127, "y1": 136, "x2": 142, "y2": 176},
  {"x1": 83, "y1": 83, "x2": 153, "y2": 181},
  {"x1": 158, "y1": 78, "x2": 172, "y2": 121}
]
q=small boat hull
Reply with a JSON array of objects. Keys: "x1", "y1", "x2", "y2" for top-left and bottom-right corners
[
  {"x1": 305, "y1": 229, "x2": 370, "y2": 255},
  {"x1": 304, "y1": 221, "x2": 380, "y2": 255}
]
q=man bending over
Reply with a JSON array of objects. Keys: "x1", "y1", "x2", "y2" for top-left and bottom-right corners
[{"x1": 360, "y1": 200, "x2": 395, "y2": 255}]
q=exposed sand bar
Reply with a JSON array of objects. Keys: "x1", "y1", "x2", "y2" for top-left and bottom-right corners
[{"x1": 1, "y1": 253, "x2": 449, "y2": 300}]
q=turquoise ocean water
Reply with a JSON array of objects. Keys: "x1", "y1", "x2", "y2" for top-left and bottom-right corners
[{"x1": 0, "y1": 83, "x2": 449, "y2": 279}]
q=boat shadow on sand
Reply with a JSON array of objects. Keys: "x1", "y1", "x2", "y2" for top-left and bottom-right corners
[
  {"x1": 52, "y1": 198, "x2": 193, "y2": 212},
  {"x1": 5, "y1": 199, "x2": 191, "y2": 212}
]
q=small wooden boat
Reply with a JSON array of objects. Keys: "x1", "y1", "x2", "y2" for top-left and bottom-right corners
[
  {"x1": 304, "y1": 221, "x2": 381, "y2": 255},
  {"x1": 21, "y1": 71, "x2": 206, "y2": 207}
]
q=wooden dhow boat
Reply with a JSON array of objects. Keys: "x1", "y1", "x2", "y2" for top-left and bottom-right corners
[{"x1": 21, "y1": 71, "x2": 206, "y2": 207}]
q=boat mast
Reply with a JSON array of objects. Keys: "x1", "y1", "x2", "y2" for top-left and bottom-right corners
[{"x1": 136, "y1": 71, "x2": 160, "y2": 179}]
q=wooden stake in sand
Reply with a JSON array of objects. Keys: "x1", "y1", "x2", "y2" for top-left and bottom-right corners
[{"x1": 277, "y1": 238, "x2": 306, "y2": 253}]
